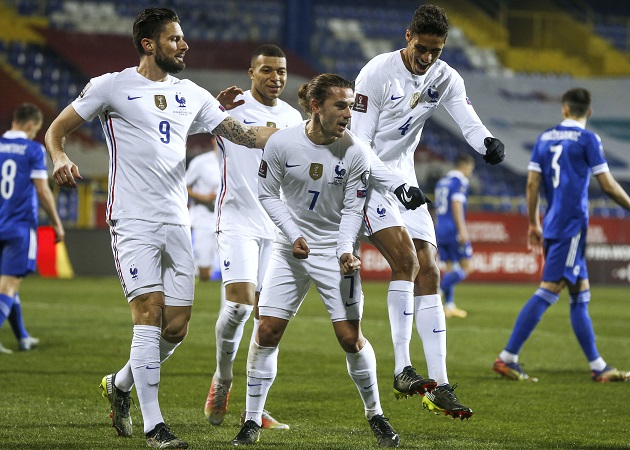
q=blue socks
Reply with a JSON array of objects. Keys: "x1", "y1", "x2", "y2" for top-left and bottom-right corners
[
  {"x1": 505, "y1": 288, "x2": 558, "y2": 355},
  {"x1": 569, "y1": 290, "x2": 599, "y2": 362},
  {"x1": 8, "y1": 294, "x2": 29, "y2": 339},
  {"x1": 0, "y1": 293, "x2": 15, "y2": 328},
  {"x1": 440, "y1": 267, "x2": 466, "y2": 304}
]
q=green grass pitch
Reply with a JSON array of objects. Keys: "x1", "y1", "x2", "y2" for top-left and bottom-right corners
[{"x1": 1, "y1": 277, "x2": 629, "y2": 449}]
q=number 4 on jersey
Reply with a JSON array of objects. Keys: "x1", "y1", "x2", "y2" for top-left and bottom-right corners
[{"x1": 399, "y1": 117, "x2": 413, "y2": 136}]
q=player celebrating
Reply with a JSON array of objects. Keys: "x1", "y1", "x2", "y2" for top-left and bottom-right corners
[
  {"x1": 203, "y1": 45, "x2": 302, "y2": 430},
  {"x1": 351, "y1": 4, "x2": 505, "y2": 419},
  {"x1": 45, "y1": 7, "x2": 277, "y2": 449},
  {"x1": 434, "y1": 154, "x2": 475, "y2": 318},
  {"x1": 232, "y1": 73, "x2": 400, "y2": 448},
  {"x1": 493, "y1": 88, "x2": 630, "y2": 383},
  {"x1": 0, "y1": 103, "x2": 64, "y2": 354}
]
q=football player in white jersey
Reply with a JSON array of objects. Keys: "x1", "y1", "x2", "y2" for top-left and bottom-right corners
[
  {"x1": 45, "y1": 8, "x2": 277, "y2": 449},
  {"x1": 186, "y1": 138, "x2": 221, "y2": 281},
  {"x1": 203, "y1": 45, "x2": 302, "y2": 431},
  {"x1": 351, "y1": 4, "x2": 505, "y2": 420},
  {"x1": 232, "y1": 73, "x2": 400, "y2": 448}
]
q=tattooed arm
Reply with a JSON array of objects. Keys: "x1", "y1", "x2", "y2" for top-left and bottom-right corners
[{"x1": 213, "y1": 116, "x2": 277, "y2": 149}]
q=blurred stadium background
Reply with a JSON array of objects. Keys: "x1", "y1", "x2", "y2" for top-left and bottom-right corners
[{"x1": 2, "y1": 0, "x2": 630, "y2": 284}]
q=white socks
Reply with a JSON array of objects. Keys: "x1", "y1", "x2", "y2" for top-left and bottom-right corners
[
  {"x1": 215, "y1": 300, "x2": 254, "y2": 380},
  {"x1": 346, "y1": 340, "x2": 382, "y2": 420},
  {"x1": 387, "y1": 280, "x2": 414, "y2": 375},
  {"x1": 129, "y1": 325, "x2": 163, "y2": 433},
  {"x1": 415, "y1": 294, "x2": 448, "y2": 385},
  {"x1": 244, "y1": 341, "x2": 278, "y2": 427}
]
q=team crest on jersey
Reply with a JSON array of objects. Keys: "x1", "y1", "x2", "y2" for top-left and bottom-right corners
[
  {"x1": 154, "y1": 95, "x2": 167, "y2": 110},
  {"x1": 376, "y1": 205, "x2": 387, "y2": 219},
  {"x1": 427, "y1": 86, "x2": 440, "y2": 103},
  {"x1": 410, "y1": 92, "x2": 421, "y2": 109},
  {"x1": 330, "y1": 163, "x2": 346, "y2": 186},
  {"x1": 353, "y1": 93, "x2": 368, "y2": 113},
  {"x1": 309, "y1": 163, "x2": 323, "y2": 180},
  {"x1": 266, "y1": 121, "x2": 276, "y2": 128},
  {"x1": 175, "y1": 93, "x2": 186, "y2": 108}
]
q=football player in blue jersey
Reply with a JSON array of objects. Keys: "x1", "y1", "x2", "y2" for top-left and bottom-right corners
[
  {"x1": 434, "y1": 154, "x2": 475, "y2": 318},
  {"x1": 0, "y1": 103, "x2": 64, "y2": 354},
  {"x1": 493, "y1": 88, "x2": 630, "y2": 383}
]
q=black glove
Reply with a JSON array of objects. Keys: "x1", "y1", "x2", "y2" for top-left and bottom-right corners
[
  {"x1": 483, "y1": 137, "x2": 505, "y2": 165},
  {"x1": 394, "y1": 183, "x2": 431, "y2": 210}
]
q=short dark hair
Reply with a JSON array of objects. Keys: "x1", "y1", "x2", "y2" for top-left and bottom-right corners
[
  {"x1": 251, "y1": 44, "x2": 286, "y2": 67},
  {"x1": 132, "y1": 7, "x2": 180, "y2": 56},
  {"x1": 13, "y1": 103, "x2": 42, "y2": 125},
  {"x1": 561, "y1": 88, "x2": 591, "y2": 118},
  {"x1": 297, "y1": 73, "x2": 353, "y2": 115},
  {"x1": 409, "y1": 4, "x2": 449, "y2": 38},
  {"x1": 454, "y1": 153, "x2": 475, "y2": 168}
]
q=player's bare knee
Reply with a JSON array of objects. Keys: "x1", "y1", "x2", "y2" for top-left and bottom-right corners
[{"x1": 390, "y1": 252, "x2": 419, "y2": 280}]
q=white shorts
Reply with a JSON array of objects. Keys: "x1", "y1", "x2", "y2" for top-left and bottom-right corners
[
  {"x1": 363, "y1": 187, "x2": 436, "y2": 248},
  {"x1": 191, "y1": 225, "x2": 218, "y2": 268},
  {"x1": 258, "y1": 245, "x2": 363, "y2": 322},
  {"x1": 109, "y1": 219, "x2": 195, "y2": 306},
  {"x1": 217, "y1": 230, "x2": 273, "y2": 291}
]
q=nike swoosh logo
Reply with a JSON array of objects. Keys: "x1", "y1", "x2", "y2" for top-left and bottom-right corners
[
  {"x1": 363, "y1": 382, "x2": 375, "y2": 390},
  {"x1": 391, "y1": 95, "x2": 403, "y2": 100},
  {"x1": 433, "y1": 329, "x2": 446, "y2": 333},
  {"x1": 285, "y1": 162, "x2": 300, "y2": 168},
  {"x1": 403, "y1": 311, "x2": 413, "y2": 316},
  {"x1": 345, "y1": 301, "x2": 359, "y2": 307},
  {"x1": 244, "y1": 119, "x2": 256, "y2": 124},
  {"x1": 145, "y1": 366, "x2": 159, "y2": 370},
  {"x1": 226, "y1": 350, "x2": 236, "y2": 354},
  {"x1": 127, "y1": 95, "x2": 142, "y2": 100},
  {"x1": 247, "y1": 382, "x2": 262, "y2": 387}
]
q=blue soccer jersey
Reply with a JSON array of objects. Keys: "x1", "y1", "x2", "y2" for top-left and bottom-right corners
[
  {"x1": 434, "y1": 169, "x2": 469, "y2": 244},
  {"x1": 0, "y1": 131, "x2": 48, "y2": 236},
  {"x1": 529, "y1": 119, "x2": 608, "y2": 239}
]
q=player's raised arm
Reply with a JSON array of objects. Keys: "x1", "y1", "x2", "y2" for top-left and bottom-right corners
[
  {"x1": 45, "y1": 104, "x2": 85, "y2": 188},
  {"x1": 213, "y1": 116, "x2": 277, "y2": 149}
]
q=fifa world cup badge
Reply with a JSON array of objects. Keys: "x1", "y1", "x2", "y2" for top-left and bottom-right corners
[{"x1": 410, "y1": 92, "x2": 420, "y2": 109}]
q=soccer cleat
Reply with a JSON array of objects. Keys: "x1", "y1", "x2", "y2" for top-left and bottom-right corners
[
  {"x1": 232, "y1": 420, "x2": 261, "y2": 446},
  {"x1": 146, "y1": 422, "x2": 188, "y2": 449},
  {"x1": 18, "y1": 336, "x2": 39, "y2": 351},
  {"x1": 0, "y1": 342, "x2": 13, "y2": 354},
  {"x1": 422, "y1": 383, "x2": 473, "y2": 420},
  {"x1": 368, "y1": 415, "x2": 400, "y2": 448},
  {"x1": 393, "y1": 365, "x2": 437, "y2": 399},
  {"x1": 493, "y1": 357, "x2": 538, "y2": 382},
  {"x1": 204, "y1": 374, "x2": 232, "y2": 425},
  {"x1": 444, "y1": 306, "x2": 468, "y2": 318},
  {"x1": 240, "y1": 409, "x2": 289, "y2": 430},
  {"x1": 99, "y1": 373, "x2": 133, "y2": 437},
  {"x1": 592, "y1": 365, "x2": 630, "y2": 382}
]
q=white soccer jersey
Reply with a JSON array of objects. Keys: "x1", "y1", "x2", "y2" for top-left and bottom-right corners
[
  {"x1": 72, "y1": 67, "x2": 228, "y2": 225},
  {"x1": 258, "y1": 123, "x2": 370, "y2": 257},
  {"x1": 186, "y1": 150, "x2": 220, "y2": 228},
  {"x1": 352, "y1": 51, "x2": 491, "y2": 186},
  {"x1": 215, "y1": 90, "x2": 303, "y2": 238}
]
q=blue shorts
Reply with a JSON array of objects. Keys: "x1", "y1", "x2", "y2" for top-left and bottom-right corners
[
  {"x1": 437, "y1": 239, "x2": 473, "y2": 263},
  {"x1": 0, "y1": 226, "x2": 37, "y2": 277},
  {"x1": 542, "y1": 231, "x2": 588, "y2": 284}
]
